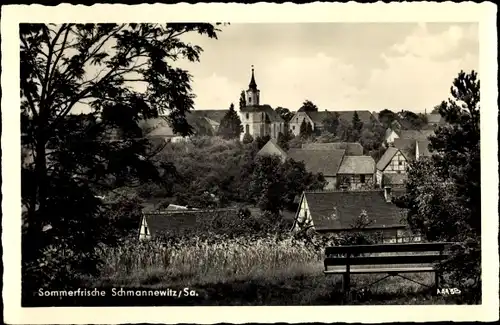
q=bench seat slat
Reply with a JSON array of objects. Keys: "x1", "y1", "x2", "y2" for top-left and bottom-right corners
[
  {"x1": 325, "y1": 242, "x2": 452, "y2": 255},
  {"x1": 324, "y1": 254, "x2": 447, "y2": 266},
  {"x1": 324, "y1": 266, "x2": 436, "y2": 274}
]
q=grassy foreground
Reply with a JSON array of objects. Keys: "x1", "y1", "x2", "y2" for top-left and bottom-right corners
[{"x1": 65, "y1": 235, "x2": 461, "y2": 306}]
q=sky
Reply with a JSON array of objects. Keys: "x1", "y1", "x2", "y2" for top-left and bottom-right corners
[{"x1": 173, "y1": 22, "x2": 479, "y2": 113}]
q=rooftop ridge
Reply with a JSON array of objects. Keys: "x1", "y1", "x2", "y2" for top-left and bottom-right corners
[
  {"x1": 303, "y1": 188, "x2": 395, "y2": 194},
  {"x1": 143, "y1": 208, "x2": 239, "y2": 215}
]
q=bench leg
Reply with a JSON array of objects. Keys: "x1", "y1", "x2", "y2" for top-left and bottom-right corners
[{"x1": 342, "y1": 272, "x2": 351, "y2": 302}]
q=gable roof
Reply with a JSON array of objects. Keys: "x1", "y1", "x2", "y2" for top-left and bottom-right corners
[
  {"x1": 189, "y1": 110, "x2": 228, "y2": 124},
  {"x1": 376, "y1": 147, "x2": 400, "y2": 171},
  {"x1": 397, "y1": 129, "x2": 434, "y2": 141},
  {"x1": 393, "y1": 138, "x2": 416, "y2": 161},
  {"x1": 141, "y1": 113, "x2": 216, "y2": 138},
  {"x1": 337, "y1": 156, "x2": 376, "y2": 174},
  {"x1": 301, "y1": 142, "x2": 364, "y2": 156},
  {"x1": 299, "y1": 190, "x2": 406, "y2": 231},
  {"x1": 257, "y1": 139, "x2": 288, "y2": 159},
  {"x1": 287, "y1": 149, "x2": 346, "y2": 176},
  {"x1": 417, "y1": 140, "x2": 432, "y2": 158},
  {"x1": 143, "y1": 208, "x2": 238, "y2": 237},
  {"x1": 306, "y1": 111, "x2": 335, "y2": 124}
]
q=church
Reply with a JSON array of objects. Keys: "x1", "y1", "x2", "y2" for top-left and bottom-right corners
[{"x1": 237, "y1": 67, "x2": 285, "y2": 141}]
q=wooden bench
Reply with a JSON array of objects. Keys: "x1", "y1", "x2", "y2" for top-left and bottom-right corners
[{"x1": 324, "y1": 242, "x2": 453, "y2": 297}]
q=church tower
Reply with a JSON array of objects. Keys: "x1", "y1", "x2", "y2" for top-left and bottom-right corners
[{"x1": 246, "y1": 66, "x2": 260, "y2": 106}]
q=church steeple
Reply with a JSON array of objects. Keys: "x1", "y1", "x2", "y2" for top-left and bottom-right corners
[
  {"x1": 246, "y1": 65, "x2": 260, "y2": 106},
  {"x1": 248, "y1": 65, "x2": 258, "y2": 90}
]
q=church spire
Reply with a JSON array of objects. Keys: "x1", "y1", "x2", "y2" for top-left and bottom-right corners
[{"x1": 248, "y1": 65, "x2": 258, "y2": 90}]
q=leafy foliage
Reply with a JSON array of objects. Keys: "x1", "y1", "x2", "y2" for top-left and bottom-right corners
[
  {"x1": 298, "y1": 100, "x2": 318, "y2": 112},
  {"x1": 20, "y1": 23, "x2": 220, "y2": 295},
  {"x1": 275, "y1": 106, "x2": 294, "y2": 122},
  {"x1": 239, "y1": 90, "x2": 246, "y2": 110},
  {"x1": 395, "y1": 70, "x2": 481, "y2": 302},
  {"x1": 248, "y1": 155, "x2": 326, "y2": 214},
  {"x1": 242, "y1": 132, "x2": 254, "y2": 144},
  {"x1": 217, "y1": 103, "x2": 243, "y2": 140}
]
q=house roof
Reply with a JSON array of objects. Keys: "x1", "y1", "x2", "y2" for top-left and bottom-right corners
[
  {"x1": 287, "y1": 149, "x2": 346, "y2": 176},
  {"x1": 141, "y1": 113, "x2": 216, "y2": 138},
  {"x1": 336, "y1": 110, "x2": 374, "y2": 124},
  {"x1": 189, "y1": 110, "x2": 228, "y2": 124},
  {"x1": 376, "y1": 147, "x2": 400, "y2": 171},
  {"x1": 301, "y1": 142, "x2": 364, "y2": 156},
  {"x1": 240, "y1": 105, "x2": 284, "y2": 123},
  {"x1": 305, "y1": 111, "x2": 335, "y2": 124},
  {"x1": 393, "y1": 138, "x2": 416, "y2": 161},
  {"x1": 382, "y1": 173, "x2": 408, "y2": 187},
  {"x1": 427, "y1": 114, "x2": 443, "y2": 124},
  {"x1": 299, "y1": 190, "x2": 407, "y2": 231},
  {"x1": 397, "y1": 129, "x2": 434, "y2": 141},
  {"x1": 417, "y1": 140, "x2": 432, "y2": 158},
  {"x1": 257, "y1": 139, "x2": 288, "y2": 158},
  {"x1": 143, "y1": 208, "x2": 238, "y2": 237},
  {"x1": 337, "y1": 156, "x2": 376, "y2": 174}
]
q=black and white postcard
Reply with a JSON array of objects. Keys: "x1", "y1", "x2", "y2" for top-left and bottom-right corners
[{"x1": 1, "y1": 2, "x2": 498, "y2": 324}]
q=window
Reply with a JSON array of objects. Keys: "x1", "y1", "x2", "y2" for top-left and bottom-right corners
[
  {"x1": 246, "y1": 113, "x2": 249, "y2": 119},
  {"x1": 399, "y1": 161, "x2": 403, "y2": 166},
  {"x1": 245, "y1": 124, "x2": 249, "y2": 134},
  {"x1": 292, "y1": 125, "x2": 295, "y2": 130},
  {"x1": 249, "y1": 97, "x2": 252, "y2": 104},
  {"x1": 360, "y1": 175, "x2": 366, "y2": 183},
  {"x1": 144, "y1": 224, "x2": 148, "y2": 235}
]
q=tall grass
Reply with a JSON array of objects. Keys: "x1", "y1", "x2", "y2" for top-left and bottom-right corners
[{"x1": 97, "y1": 234, "x2": 324, "y2": 286}]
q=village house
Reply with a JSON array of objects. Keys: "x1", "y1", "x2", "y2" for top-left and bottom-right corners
[
  {"x1": 384, "y1": 127, "x2": 435, "y2": 145},
  {"x1": 256, "y1": 140, "x2": 373, "y2": 190},
  {"x1": 256, "y1": 138, "x2": 288, "y2": 162},
  {"x1": 288, "y1": 110, "x2": 375, "y2": 137},
  {"x1": 302, "y1": 142, "x2": 364, "y2": 155},
  {"x1": 375, "y1": 147, "x2": 412, "y2": 188},
  {"x1": 139, "y1": 207, "x2": 244, "y2": 241},
  {"x1": 291, "y1": 189, "x2": 420, "y2": 243},
  {"x1": 237, "y1": 67, "x2": 286, "y2": 140},
  {"x1": 287, "y1": 148, "x2": 346, "y2": 190},
  {"x1": 425, "y1": 113, "x2": 445, "y2": 127},
  {"x1": 336, "y1": 156, "x2": 376, "y2": 190},
  {"x1": 140, "y1": 112, "x2": 216, "y2": 143}
]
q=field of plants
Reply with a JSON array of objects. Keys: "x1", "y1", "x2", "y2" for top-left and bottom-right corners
[{"x1": 82, "y1": 234, "x2": 458, "y2": 306}]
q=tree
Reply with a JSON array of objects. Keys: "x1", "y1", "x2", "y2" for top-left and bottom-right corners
[
  {"x1": 239, "y1": 90, "x2": 247, "y2": 110},
  {"x1": 275, "y1": 106, "x2": 294, "y2": 122},
  {"x1": 249, "y1": 155, "x2": 326, "y2": 214},
  {"x1": 395, "y1": 70, "x2": 481, "y2": 302},
  {"x1": 298, "y1": 100, "x2": 318, "y2": 112},
  {"x1": 277, "y1": 132, "x2": 289, "y2": 151},
  {"x1": 378, "y1": 109, "x2": 397, "y2": 128},
  {"x1": 323, "y1": 112, "x2": 340, "y2": 135},
  {"x1": 352, "y1": 110, "x2": 363, "y2": 132},
  {"x1": 242, "y1": 132, "x2": 254, "y2": 144},
  {"x1": 306, "y1": 121, "x2": 314, "y2": 138},
  {"x1": 255, "y1": 135, "x2": 271, "y2": 150},
  {"x1": 299, "y1": 120, "x2": 308, "y2": 138},
  {"x1": 20, "y1": 23, "x2": 221, "y2": 296},
  {"x1": 217, "y1": 103, "x2": 243, "y2": 140}
]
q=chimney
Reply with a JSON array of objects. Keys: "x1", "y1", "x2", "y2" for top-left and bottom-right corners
[{"x1": 384, "y1": 186, "x2": 392, "y2": 203}]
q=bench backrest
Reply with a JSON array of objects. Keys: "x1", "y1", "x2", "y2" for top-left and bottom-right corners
[{"x1": 324, "y1": 242, "x2": 453, "y2": 268}]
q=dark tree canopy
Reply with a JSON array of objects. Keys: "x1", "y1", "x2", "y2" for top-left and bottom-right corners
[
  {"x1": 298, "y1": 100, "x2": 318, "y2": 112},
  {"x1": 352, "y1": 110, "x2": 363, "y2": 132},
  {"x1": 378, "y1": 109, "x2": 397, "y2": 128},
  {"x1": 395, "y1": 70, "x2": 481, "y2": 301},
  {"x1": 217, "y1": 103, "x2": 243, "y2": 139},
  {"x1": 20, "y1": 23, "x2": 221, "y2": 294},
  {"x1": 323, "y1": 112, "x2": 340, "y2": 135},
  {"x1": 275, "y1": 106, "x2": 294, "y2": 122},
  {"x1": 239, "y1": 90, "x2": 246, "y2": 110}
]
